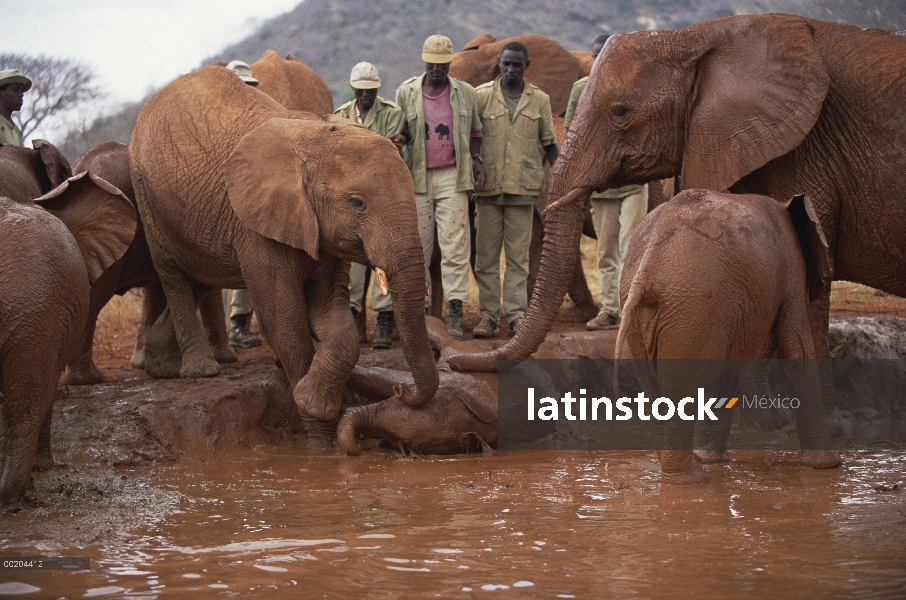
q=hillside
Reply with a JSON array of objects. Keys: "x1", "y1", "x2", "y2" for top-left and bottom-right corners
[{"x1": 60, "y1": 0, "x2": 906, "y2": 159}]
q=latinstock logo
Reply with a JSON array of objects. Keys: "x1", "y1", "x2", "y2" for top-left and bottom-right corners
[{"x1": 526, "y1": 388, "x2": 738, "y2": 422}]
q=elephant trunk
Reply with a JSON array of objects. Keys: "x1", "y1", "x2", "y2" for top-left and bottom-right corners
[
  {"x1": 337, "y1": 404, "x2": 375, "y2": 456},
  {"x1": 448, "y1": 184, "x2": 591, "y2": 372},
  {"x1": 384, "y1": 240, "x2": 439, "y2": 406}
]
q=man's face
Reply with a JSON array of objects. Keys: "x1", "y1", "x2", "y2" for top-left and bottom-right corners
[
  {"x1": 591, "y1": 42, "x2": 606, "y2": 60},
  {"x1": 424, "y1": 62, "x2": 450, "y2": 86},
  {"x1": 498, "y1": 50, "x2": 528, "y2": 87},
  {"x1": 0, "y1": 83, "x2": 25, "y2": 113},
  {"x1": 354, "y1": 87, "x2": 378, "y2": 111}
]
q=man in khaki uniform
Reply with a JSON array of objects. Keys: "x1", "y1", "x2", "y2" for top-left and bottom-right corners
[
  {"x1": 393, "y1": 35, "x2": 486, "y2": 340},
  {"x1": 473, "y1": 41, "x2": 558, "y2": 338},
  {"x1": 224, "y1": 60, "x2": 263, "y2": 348},
  {"x1": 0, "y1": 69, "x2": 31, "y2": 146},
  {"x1": 335, "y1": 62, "x2": 406, "y2": 349},
  {"x1": 564, "y1": 35, "x2": 648, "y2": 331}
]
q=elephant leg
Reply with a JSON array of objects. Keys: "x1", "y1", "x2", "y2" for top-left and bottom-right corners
[
  {"x1": 296, "y1": 264, "x2": 360, "y2": 422},
  {"x1": 778, "y1": 303, "x2": 840, "y2": 469},
  {"x1": 33, "y1": 407, "x2": 54, "y2": 471},
  {"x1": 199, "y1": 288, "x2": 236, "y2": 364},
  {"x1": 566, "y1": 245, "x2": 599, "y2": 323},
  {"x1": 429, "y1": 235, "x2": 444, "y2": 319},
  {"x1": 64, "y1": 292, "x2": 106, "y2": 385},
  {"x1": 130, "y1": 283, "x2": 167, "y2": 369},
  {"x1": 656, "y1": 423, "x2": 709, "y2": 485},
  {"x1": 155, "y1": 263, "x2": 219, "y2": 378}
]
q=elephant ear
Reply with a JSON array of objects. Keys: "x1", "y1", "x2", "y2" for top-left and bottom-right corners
[
  {"x1": 34, "y1": 171, "x2": 137, "y2": 285},
  {"x1": 681, "y1": 16, "x2": 830, "y2": 192},
  {"x1": 785, "y1": 194, "x2": 833, "y2": 302},
  {"x1": 223, "y1": 118, "x2": 319, "y2": 260},
  {"x1": 32, "y1": 139, "x2": 73, "y2": 188}
]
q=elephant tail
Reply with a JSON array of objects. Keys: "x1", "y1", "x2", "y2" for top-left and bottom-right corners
[{"x1": 613, "y1": 251, "x2": 651, "y2": 395}]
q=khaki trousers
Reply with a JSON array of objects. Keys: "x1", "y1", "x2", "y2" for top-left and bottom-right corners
[
  {"x1": 349, "y1": 262, "x2": 393, "y2": 314},
  {"x1": 416, "y1": 165, "x2": 471, "y2": 305},
  {"x1": 224, "y1": 288, "x2": 254, "y2": 319},
  {"x1": 591, "y1": 185, "x2": 648, "y2": 316},
  {"x1": 474, "y1": 203, "x2": 534, "y2": 324}
]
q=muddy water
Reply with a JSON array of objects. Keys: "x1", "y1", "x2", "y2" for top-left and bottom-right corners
[{"x1": 1, "y1": 449, "x2": 905, "y2": 598}]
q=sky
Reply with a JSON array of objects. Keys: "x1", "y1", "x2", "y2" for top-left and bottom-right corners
[{"x1": 0, "y1": 0, "x2": 300, "y2": 138}]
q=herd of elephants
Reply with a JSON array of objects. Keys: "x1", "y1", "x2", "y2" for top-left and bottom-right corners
[{"x1": 0, "y1": 13, "x2": 904, "y2": 503}]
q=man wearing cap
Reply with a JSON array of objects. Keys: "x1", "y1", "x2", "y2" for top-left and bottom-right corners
[
  {"x1": 393, "y1": 34, "x2": 486, "y2": 340},
  {"x1": 0, "y1": 69, "x2": 32, "y2": 146},
  {"x1": 223, "y1": 60, "x2": 263, "y2": 348},
  {"x1": 472, "y1": 41, "x2": 558, "y2": 339},
  {"x1": 334, "y1": 62, "x2": 406, "y2": 349},
  {"x1": 564, "y1": 35, "x2": 648, "y2": 331}
]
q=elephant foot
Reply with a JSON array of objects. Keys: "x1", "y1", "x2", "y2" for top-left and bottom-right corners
[
  {"x1": 800, "y1": 450, "x2": 841, "y2": 470},
  {"x1": 659, "y1": 451, "x2": 710, "y2": 485},
  {"x1": 180, "y1": 355, "x2": 220, "y2": 378},
  {"x1": 695, "y1": 449, "x2": 731, "y2": 464},
  {"x1": 65, "y1": 364, "x2": 104, "y2": 386},
  {"x1": 32, "y1": 453, "x2": 55, "y2": 472},
  {"x1": 293, "y1": 374, "x2": 343, "y2": 421},
  {"x1": 211, "y1": 343, "x2": 238, "y2": 364},
  {"x1": 129, "y1": 347, "x2": 145, "y2": 370},
  {"x1": 300, "y1": 416, "x2": 338, "y2": 452}
]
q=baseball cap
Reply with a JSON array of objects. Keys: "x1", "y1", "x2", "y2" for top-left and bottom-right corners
[
  {"x1": 0, "y1": 69, "x2": 32, "y2": 91},
  {"x1": 422, "y1": 35, "x2": 454, "y2": 64},
  {"x1": 225, "y1": 61, "x2": 259, "y2": 86},
  {"x1": 349, "y1": 62, "x2": 381, "y2": 89}
]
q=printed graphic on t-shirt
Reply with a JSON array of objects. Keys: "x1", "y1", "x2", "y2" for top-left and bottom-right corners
[{"x1": 423, "y1": 85, "x2": 456, "y2": 169}]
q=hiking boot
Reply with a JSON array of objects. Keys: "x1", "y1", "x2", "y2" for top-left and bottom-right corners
[
  {"x1": 446, "y1": 300, "x2": 464, "y2": 340},
  {"x1": 373, "y1": 311, "x2": 394, "y2": 349},
  {"x1": 586, "y1": 309, "x2": 619, "y2": 331},
  {"x1": 229, "y1": 313, "x2": 262, "y2": 348},
  {"x1": 473, "y1": 316, "x2": 498, "y2": 339},
  {"x1": 508, "y1": 316, "x2": 524, "y2": 337}
]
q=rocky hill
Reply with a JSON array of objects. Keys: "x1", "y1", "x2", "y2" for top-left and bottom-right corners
[{"x1": 60, "y1": 0, "x2": 906, "y2": 160}]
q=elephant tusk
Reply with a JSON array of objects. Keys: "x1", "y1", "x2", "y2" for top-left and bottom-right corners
[
  {"x1": 375, "y1": 268, "x2": 389, "y2": 296},
  {"x1": 425, "y1": 282, "x2": 431, "y2": 297},
  {"x1": 542, "y1": 187, "x2": 590, "y2": 215}
]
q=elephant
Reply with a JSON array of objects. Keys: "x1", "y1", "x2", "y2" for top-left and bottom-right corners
[
  {"x1": 63, "y1": 141, "x2": 234, "y2": 384},
  {"x1": 129, "y1": 65, "x2": 438, "y2": 422},
  {"x1": 250, "y1": 50, "x2": 334, "y2": 114},
  {"x1": 449, "y1": 14, "x2": 906, "y2": 373},
  {"x1": 0, "y1": 139, "x2": 71, "y2": 202},
  {"x1": 449, "y1": 34, "x2": 582, "y2": 117},
  {"x1": 613, "y1": 189, "x2": 840, "y2": 483},
  {"x1": 0, "y1": 177, "x2": 136, "y2": 503},
  {"x1": 339, "y1": 317, "x2": 566, "y2": 455}
]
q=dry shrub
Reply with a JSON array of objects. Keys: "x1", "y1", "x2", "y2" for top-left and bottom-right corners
[{"x1": 93, "y1": 289, "x2": 143, "y2": 364}]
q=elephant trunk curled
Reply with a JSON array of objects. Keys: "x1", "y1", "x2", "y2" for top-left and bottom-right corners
[{"x1": 337, "y1": 404, "x2": 374, "y2": 456}]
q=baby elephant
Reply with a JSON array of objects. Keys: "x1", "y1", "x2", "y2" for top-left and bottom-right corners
[{"x1": 616, "y1": 189, "x2": 840, "y2": 484}]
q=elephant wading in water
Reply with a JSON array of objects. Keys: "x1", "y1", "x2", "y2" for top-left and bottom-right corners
[
  {"x1": 130, "y1": 66, "x2": 438, "y2": 422},
  {"x1": 614, "y1": 190, "x2": 840, "y2": 483},
  {"x1": 64, "y1": 141, "x2": 234, "y2": 384},
  {"x1": 0, "y1": 180, "x2": 135, "y2": 503},
  {"x1": 449, "y1": 14, "x2": 906, "y2": 372}
]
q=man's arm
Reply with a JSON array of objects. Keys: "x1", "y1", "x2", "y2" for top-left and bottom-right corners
[
  {"x1": 539, "y1": 95, "x2": 558, "y2": 166},
  {"x1": 543, "y1": 142, "x2": 559, "y2": 166},
  {"x1": 470, "y1": 134, "x2": 486, "y2": 191}
]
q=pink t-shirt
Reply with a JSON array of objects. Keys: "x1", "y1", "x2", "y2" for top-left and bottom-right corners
[{"x1": 423, "y1": 85, "x2": 456, "y2": 170}]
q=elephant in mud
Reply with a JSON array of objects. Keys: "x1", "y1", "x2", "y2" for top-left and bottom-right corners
[
  {"x1": 0, "y1": 139, "x2": 71, "y2": 202},
  {"x1": 0, "y1": 178, "x2": 135, "y2": 504},
  {"x1": 449, "y1": 14, "x2": 906, "y2": 372},
  {"x1": 613, "y1": 189, "x2": 840, "y2": 483},
  {"x1": 337, "y1": 318, "x2": 557, "y2": 455},
  {"x1": 63, "y1": 141, "x2": 234, "y2": 384},
  {"x1": 129, "y1": 66, "x2": 438, "y2": 422}
]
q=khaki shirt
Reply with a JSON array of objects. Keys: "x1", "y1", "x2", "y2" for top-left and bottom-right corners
[
  {"x1": 395, "y1": 75, "x2": 482, "y2": 194},
  {"x1": 334, "y1": 96, "x2": 405, "y2": 139},
  {"x1": 475, "y1": 77, "x2": 555, "y2": 199},
  {"x1": 0, "y1": 114, "x2": 24, "y2": 146},
  {"x1": 565, "y1": 77, "x2": 642, "y2": 199}
]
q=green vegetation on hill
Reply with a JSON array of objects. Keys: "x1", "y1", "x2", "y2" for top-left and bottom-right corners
[{"x1": 61, "y1": 0, "x2": 905, "y2": 160}]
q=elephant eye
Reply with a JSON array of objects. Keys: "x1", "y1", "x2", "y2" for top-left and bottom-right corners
[
  {"x1": 349, "y1": 196, "x2": 365, "y2": 210},
  {"x1": 612, "y1": 105, "x2": 631, "y2": 118}
]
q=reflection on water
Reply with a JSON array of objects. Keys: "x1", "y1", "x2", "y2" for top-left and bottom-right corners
[{"x1": 1, "y1": 449, "x2": 905, "y2": 598}]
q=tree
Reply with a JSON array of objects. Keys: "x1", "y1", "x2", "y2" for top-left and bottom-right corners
[{"x1": 0, "y1": 53, "x2": 105, "y2": 141}]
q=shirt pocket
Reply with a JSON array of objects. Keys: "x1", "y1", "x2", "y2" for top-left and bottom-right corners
[
  {"x1": 521, "y1": 155, "x2": 545, "y2": 191},
  {"x1": 515, "y1": 108, "x2": 542, "y2": 140},
  {"x1": 481, "y1": 107, "x2": 507, "y2": 138}
]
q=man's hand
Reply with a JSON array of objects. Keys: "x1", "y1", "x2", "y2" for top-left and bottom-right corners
[
  {"x1": 472, "y1": 158, "x2": 487, "y2": 192},
  {"x1": 388, "y1": 133, "x2": 407, "y2": 148}
]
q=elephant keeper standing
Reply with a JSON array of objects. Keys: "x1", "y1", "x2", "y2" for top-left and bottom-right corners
[
  {"x1": 392, "y1": 34, "x2": 486, "y2": 340},
  {"x1": 472, "y1": 41, "x2": 558, "y2": 339},
  {"x1": 334, "y1": 62, "x2": 407, "y2": 349},
  {"x1": 564, "y1": 34, "x2": 647, "y2": 331},
  {"x1": 0, "y1": 69, "x2": 31, "y2": 146}
]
